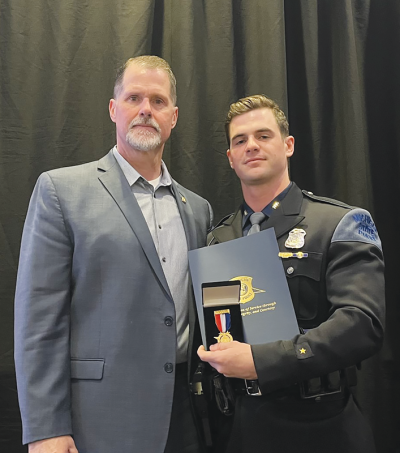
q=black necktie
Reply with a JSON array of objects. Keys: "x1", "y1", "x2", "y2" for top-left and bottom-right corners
[{"x1": 247, "y1": 212, "x2": 266, "y2": 235}]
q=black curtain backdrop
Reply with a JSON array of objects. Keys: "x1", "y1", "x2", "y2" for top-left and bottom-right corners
[{"x1": 0, "y1": 0, "x2": 399, "y2": 452}]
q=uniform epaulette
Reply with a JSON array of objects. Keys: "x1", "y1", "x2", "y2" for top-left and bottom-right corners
[
  {"x1": 302, "y1": 190, "x2": 354, "y2": 209},
  {"x1": 211, "y1": 212, "x2": 235, "y2": 231}
]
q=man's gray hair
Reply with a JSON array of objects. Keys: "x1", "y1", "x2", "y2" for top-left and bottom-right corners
[{"x1": 113, "y1": 55, "x2": 177, "y2": 105}]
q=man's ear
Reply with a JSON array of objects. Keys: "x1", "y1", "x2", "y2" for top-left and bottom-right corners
[
  {"x1": 171, "y1": 106, "x2": 179, "y2": 129},
  {"x1": 109, "y1": 99, "x2": 116, "y2": 123},
  {"x1": 285, "y1": 136, "x2": 295, "y2": 158},
  {"x1": 227, "y1": 149, "x2": 234, "y2": 168}
]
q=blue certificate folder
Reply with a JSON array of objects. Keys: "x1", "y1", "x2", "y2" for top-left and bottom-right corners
[{"x1": 188, "y1": 227, "x2": 299, "y2": 347}]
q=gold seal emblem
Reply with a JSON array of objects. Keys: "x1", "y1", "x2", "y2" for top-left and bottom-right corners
[
  {"x1": 229, "y1": 276, "x2": 265, "y2": 304},
  {"x1": 285, "y1": 228, "x2": 306, "y2": 249}
]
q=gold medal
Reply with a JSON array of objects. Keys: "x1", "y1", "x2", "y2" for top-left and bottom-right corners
[
  {"x1": 215, "y1": 332, "x2": 234, "y2": 343},
  {"x1": 214, "y1": 309, "x2": 233, "y2": 343}
]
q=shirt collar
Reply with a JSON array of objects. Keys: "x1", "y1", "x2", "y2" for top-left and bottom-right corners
[
  {"x1": 113, "y1": 146, "x2": 172, "y2": 189},
  {"x1": 242, "y1": 182, "x2": 293, "y2": 228}
]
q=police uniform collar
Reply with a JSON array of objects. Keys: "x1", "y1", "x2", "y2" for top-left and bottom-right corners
[
  {"x1": 273, "y1": 182, "x2": 303, "y2": 216},
  {"x1": 242, "y1": 182, "x2": 293, "y2": 229},
  {"x1": 210, "y1": 183, "x2": 305, "y2": 243},
  {"x1": 264, "y1": 183, "x2": 305, "y2": 239}
]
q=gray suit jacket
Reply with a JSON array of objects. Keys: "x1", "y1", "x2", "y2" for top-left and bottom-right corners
[{"x1": 14, "y1": 150, "x2": 212, "y2": 453}]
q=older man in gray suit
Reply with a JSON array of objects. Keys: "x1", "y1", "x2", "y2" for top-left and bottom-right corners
[{"x1": 14, "y1": 56, "x2": 212, "y2": 453}]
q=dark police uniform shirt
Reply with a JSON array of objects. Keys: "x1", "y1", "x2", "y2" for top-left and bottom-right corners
[
  {"x1": 207, "y1": 182, "x2": 384, "y2": 395},
  {"x1": 206, "y1": 182, "x2": 384, "y2": 453}
]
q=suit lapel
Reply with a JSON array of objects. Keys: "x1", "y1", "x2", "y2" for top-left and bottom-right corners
[
  {"x1": 170, "y1": 180, "x2": 202, "y2": 370},
  {"x1": 171, "y1": 181, "x2": 198, "y2": 251},
  {"x1": 97, "y1": 151, "x2": 172, "y2": 300}
]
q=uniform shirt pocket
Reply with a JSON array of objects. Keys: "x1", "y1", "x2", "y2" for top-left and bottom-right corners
[{"x1": 282, "y1": 252, "x2": 323, "y2": 321}]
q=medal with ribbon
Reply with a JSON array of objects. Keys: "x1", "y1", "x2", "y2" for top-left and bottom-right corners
[{"x1": 214, "y1": 309, "x2": 234, "y2": 343}]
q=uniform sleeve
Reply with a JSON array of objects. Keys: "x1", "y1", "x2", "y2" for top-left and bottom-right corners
[
  {"x1": 252, "y1": 208, "x2": 385, "y2": 394},
  {"x1": 14, "y1": 172, "x2": 73, "y2": 444}
]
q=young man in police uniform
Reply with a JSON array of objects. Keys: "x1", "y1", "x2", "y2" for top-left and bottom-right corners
[{"x1": 198, "y1": 95, "x2": 384, "y2": 453}]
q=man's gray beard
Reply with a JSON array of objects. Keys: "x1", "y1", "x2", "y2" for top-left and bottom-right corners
[{"x1": 126, "y1": 120, "x2": 162, "y2": 152}]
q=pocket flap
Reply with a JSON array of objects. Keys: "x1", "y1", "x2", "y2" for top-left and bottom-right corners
[
  {"x1": 70, "y1": 359, "x2": 104, "y2": 380},
  {"x1": 283, "y1": 252, "x2": 323, "y2": 281}
]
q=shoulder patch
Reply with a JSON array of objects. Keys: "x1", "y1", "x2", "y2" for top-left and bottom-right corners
[
  {"x1": 302, "y1": 191, "x2": 353, "y2": 209},
  {"x1": 331, "y1": 208, "x2": 382, "y2": 250}
]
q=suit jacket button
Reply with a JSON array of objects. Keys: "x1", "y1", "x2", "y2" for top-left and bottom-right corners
[
  {"x1": 287, "y1": 266, "x2": 294, "y2": 275},
  {"x1": 164, "y1": 363, "x2": 173, "y2": 373},
  {"x1": 164, "y1": 316, "x2": 173, "y2": 326}
]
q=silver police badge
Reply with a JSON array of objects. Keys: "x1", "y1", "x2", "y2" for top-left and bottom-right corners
[{"x1": 285, "y1": 228, "x2": 306, "y2": 249}]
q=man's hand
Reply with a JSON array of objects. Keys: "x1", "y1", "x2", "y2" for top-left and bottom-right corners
[
  {"x1": 197, "y1": 341, "x2": 258, "y2": 380},
  {"x1": 29, "y1": 436, "x2": 78, "y2": 453}
]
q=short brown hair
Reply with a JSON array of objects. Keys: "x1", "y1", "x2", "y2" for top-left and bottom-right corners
[
  {"x1": 113, "y1": 55, "x2": 177, "y2": 105},
  {"x1": 225, "y1": 94, "x2": 289, "y2": 145}
]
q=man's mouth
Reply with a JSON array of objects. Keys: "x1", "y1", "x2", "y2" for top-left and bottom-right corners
[
  {"x1": 133, "y1": 124, "x2": 156, "y2": 130},
  {"x1": 245, "y1": 157, "x2": 265, "y2": 164},
  {"x1": 129, "y1": 119, "x2": 161, "y2": 133}
]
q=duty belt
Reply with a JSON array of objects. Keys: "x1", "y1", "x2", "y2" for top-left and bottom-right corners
[{"x1": 238, "y1": 367, "x2": 357, "y2": 401}]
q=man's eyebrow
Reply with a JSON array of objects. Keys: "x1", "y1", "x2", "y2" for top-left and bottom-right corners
[
  {"x1": 256, "y1": 128, "x2": 274, "y2": 134},
  {"x1": 231, "y1": 128, "x2": 274, "y2": 143},
  {"x1": 231, "y1": 133, "x2": 246, "y2": 142}
]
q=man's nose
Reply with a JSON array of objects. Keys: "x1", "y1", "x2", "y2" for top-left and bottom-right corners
[
  {"x1": 246, "y1": 136, "x2": 259, "y2": 152},
  {"x1": 139, "y1": 98, "x2": 152, "y2": 117}
]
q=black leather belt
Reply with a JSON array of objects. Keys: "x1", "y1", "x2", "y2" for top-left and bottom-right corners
[{"x1": 240, "y1": 370, "x2": 348, "y2": 402}]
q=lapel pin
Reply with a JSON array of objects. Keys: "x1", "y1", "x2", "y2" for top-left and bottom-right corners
[{"x1": 181, "y1": 195, "x2": 186, "y2": 203}]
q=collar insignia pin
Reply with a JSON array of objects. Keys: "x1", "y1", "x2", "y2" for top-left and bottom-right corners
[
  {"x1": 272, "y1": 201, "x2": 280, "y2": 209},
  {"x1": 181, "y1": 195, "x2": 186, "y2": 203}
]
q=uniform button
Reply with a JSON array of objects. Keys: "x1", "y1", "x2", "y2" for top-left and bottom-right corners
[
  {"x1": 287, "y1": 266, "x2": 294, "y2": 275},
  {"x1": 164, "y1": 316, "x2": 173, "y2": 326},
  {"x1": 162, "y1": 257, "x2": 166, "y2": 263},
  {"x1": 164, "y1": 362, "x2": 173, "y2": 373},
  {"x1": 158, "y1": 225, "x2": 162, "y2": 229}
]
